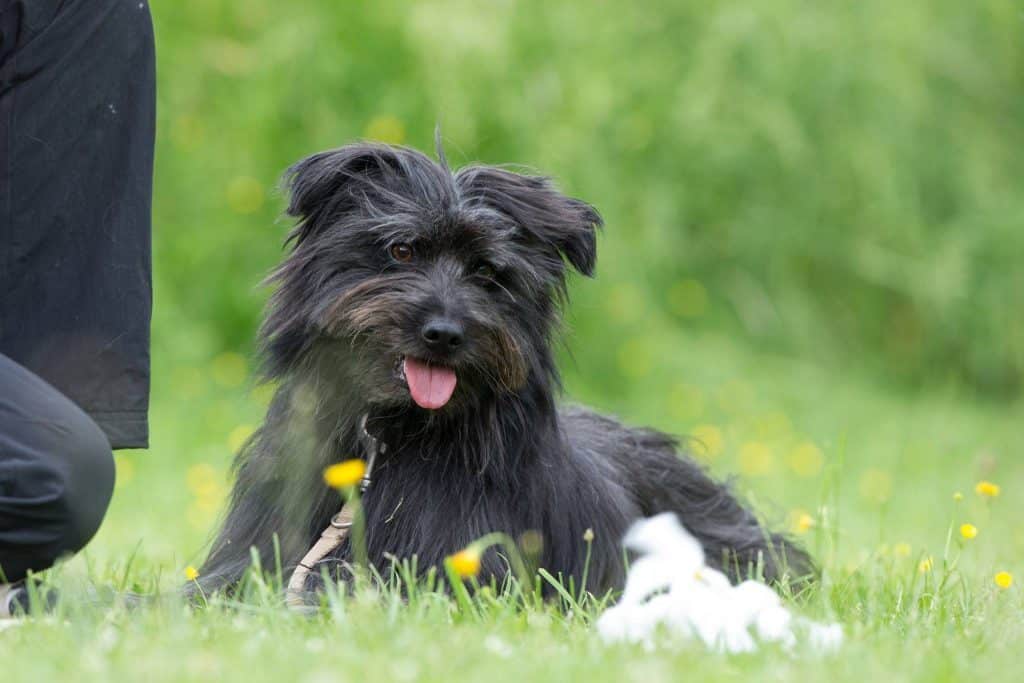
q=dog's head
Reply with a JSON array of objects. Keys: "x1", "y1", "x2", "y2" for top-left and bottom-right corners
[{"x1": 261, "y1": 142, "x2": 601, "y2": 413}]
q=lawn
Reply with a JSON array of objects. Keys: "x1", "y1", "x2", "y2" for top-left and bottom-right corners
[
  {"x1": 2, "y1": 321, "x2": 1021, "y2": 682},
  {"x1": 4, "y1": 1, "x2": 1022, "y2": 679}
]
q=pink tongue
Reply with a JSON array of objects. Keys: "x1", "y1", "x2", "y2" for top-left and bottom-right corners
[{"x1": 403, "y1": 357, "x2": 457, "y2": 410}]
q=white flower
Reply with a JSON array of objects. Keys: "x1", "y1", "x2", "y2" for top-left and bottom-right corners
[{"x1": 596, "y1": 513, "x2": 842, "y2": 654}]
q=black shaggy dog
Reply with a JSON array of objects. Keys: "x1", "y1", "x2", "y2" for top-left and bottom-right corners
[{"x1": 197, "y1": 141, "x2": 812, "y2": 599}]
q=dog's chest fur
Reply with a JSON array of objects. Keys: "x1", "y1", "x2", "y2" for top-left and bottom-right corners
[{"x1": 318, "y1": 405, "x2": 639, "y2": 592}]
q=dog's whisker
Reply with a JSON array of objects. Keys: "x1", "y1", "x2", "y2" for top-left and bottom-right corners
[{"x1": 489, "y1": 278, "x2": 517, "y2": 303}]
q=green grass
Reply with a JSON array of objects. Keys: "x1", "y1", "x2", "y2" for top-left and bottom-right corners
[
  {"x1": 3, "y1": 325, "x2": 1022, "y2": 682},
  {"x1": 4, "y1": 1, "x2": 1022, "y2": 677}
]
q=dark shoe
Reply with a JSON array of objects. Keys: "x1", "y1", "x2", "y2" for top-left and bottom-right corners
[{"x1": 1, "y1": 581, "x2": 57, "y2": 617}]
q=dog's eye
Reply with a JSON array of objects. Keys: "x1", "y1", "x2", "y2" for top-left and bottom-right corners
[
  {"x1": 474, "y1": 262, "x2": 496, "y2": 279},
  {"x1": 389, "y1": 243, "x2": 414, "y2": 263}
]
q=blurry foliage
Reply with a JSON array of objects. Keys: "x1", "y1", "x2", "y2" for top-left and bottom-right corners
[{"x1": 152, "y1": 0, "x2": 1024, "y2": 396}]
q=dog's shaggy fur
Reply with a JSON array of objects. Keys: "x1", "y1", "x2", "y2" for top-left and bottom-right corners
[{"x1": 197, "y1": 142, "x2": 812, "y2": 599}]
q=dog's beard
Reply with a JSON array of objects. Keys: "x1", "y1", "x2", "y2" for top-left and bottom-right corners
[
  {"x1": 314, "y1": 291, "x2": 535, "y2": 414},
  {"x1": 345, "y1": 345, "x2": 521, "y2": 415},
  {"x1": 322, "y1": 324, "x2": 530, "y2": 414}
]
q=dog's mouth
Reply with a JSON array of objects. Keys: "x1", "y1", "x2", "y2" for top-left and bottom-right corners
[{"x1": 396, "y1": 356, "x2": 458, "y2": 410}]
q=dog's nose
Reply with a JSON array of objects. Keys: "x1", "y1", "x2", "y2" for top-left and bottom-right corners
[{"x1": 421, "y1": 318, "x2": 464, "y2": 353}]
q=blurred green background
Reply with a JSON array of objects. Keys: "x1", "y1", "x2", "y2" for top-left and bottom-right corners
[
  {"x1": 94, "y1": 1, "x2": 1023, "y2": 578},
  {"x1": 151, "y1": 0, "x2": 1024, "y2": 397}
]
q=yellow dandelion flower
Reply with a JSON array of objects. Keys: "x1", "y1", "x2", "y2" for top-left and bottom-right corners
[
  {"x1": 186, "y1": 463, "x2": 222, "y2": 498},
  {"x1": 203, "y1": 38, "x2": 256, "y2": 76},
  {"x1": 960, "y1": 523, "x2": 978, "y2": 540},
  {"x1": 171, "y1": 114, "x2": 205, "y2": 150},
  {"x1": 184, "y1": 566, "x2": 200, "y2": 581},
  {"x1": 448, "y1": 548, "x2": 482, "y2": 578},
  {"x1": 616, "y1": 337, "x2": 653, "y2": 379},
  {"x1": 795, "y1": 513, "x2": 815, "y2": 534},
  {"x1": 227, "y1": 424, "x2": 255, "y2": 453},
  {"x1": 186, "y1": 503, "x2": 215, "y2": 529},
  {"x1": 519, "y1": 530, "x2": 543, "y2": 555},
  {"x1": 363, "y1": 115, "x2": 406, "y2": 144},
  {"x1": 893, "y1": 542, "x2": 912, "y2": 558},
  {"x1": 323, "y1": 459, "x2": 366, "y2": 489},
  {"x1": 114, "y1": 454, "x2": 135, "y2": 490},
  {"x1": 858, "y1": 468, "x2": 893, "y2": 505},
  {"x1": 607, "y1": 283, "x2": 644, "y2": 324},
  {"x1": 754, "y1": 411, "x2": 792, "y2": 439},
  {"x1": 975, "y1": 481, "x2": 1000, "y2": 498},
  {"x1": 995, "y1": 571, "x2": 1013, "y2": 589},
  {"x1": 668, "y1": 383, "x2": 705, "y2": 422},
  {"x1": 738, "y1": 441, "x2": 774, "y2": 477},
  {"x1": 953, "y1": 491, "x2": 963, "y2": 502},
  {"x1": 787, "y1": 441, "x2": 824, "y2": 478},
  {"x1": 172, "y1": 366, "x2": 205, "y2": 399},
  {"x1": 690, "y1": 425, "x2": 724, "y2": 459},
  {"x1": 226, "y1": 176, "x2": 265, "y2": 214},
  {"x1": 211, "y1": 351, "x2": 247, "y2": 388},
  {"x1": 252, "y1": 381, "x2": 277, "y2": 406},
  {"x1": 918, "y1": 557, "x2": 934, "y2": 573},
  {"x1": 667, "y1": 279, "x2": 708, "y2": 318}
]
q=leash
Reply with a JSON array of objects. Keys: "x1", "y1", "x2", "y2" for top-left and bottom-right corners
[{"x1": 285, "y1": 414, "x2": 384, "y2": 609}]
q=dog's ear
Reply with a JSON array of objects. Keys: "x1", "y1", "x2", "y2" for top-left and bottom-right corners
[
  {"x1": 281, "y1": 143, "x2": 410, "y2": 245},
  {"x1": 456, "y1": 167, "x2": 602, "y2": 276}
]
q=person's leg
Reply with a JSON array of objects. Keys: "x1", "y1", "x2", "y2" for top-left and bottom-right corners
[
  {"x1": 0, "y1": 0, "x2": 155, "y2": 450},
  {"x1": 0, "y1": 352, "x2": 115, "y2": 592},
  {"x1": 0, "y1": 0, "x2": 152, "y2": 613}
]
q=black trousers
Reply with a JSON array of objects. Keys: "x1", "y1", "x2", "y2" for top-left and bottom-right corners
[
  {"x1": 0, "y1": 0, "x2": 155, "y2": 449},
  {"x1": 0, "y1": 0, "x2": 154, "y2": 580},
  {"x1": 0, "y1": 353, "x2": 114, "y2": 583}
]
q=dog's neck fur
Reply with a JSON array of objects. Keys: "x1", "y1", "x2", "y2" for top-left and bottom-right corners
[
  {"x1": 297, "y1": 342, "x2": 565, "y2": 486},
  {"x1": 217, "y1": 347, "x2": 574, "y2": 591}
]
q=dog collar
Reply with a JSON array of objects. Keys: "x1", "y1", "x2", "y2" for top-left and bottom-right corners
[{"x1": 285, "y1": 414, "x2": 385, "y2": 609}]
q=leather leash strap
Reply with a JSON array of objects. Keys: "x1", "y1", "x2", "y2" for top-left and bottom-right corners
[{"x1": 285, "y1": 415, "x2": 382, "y2": 609}]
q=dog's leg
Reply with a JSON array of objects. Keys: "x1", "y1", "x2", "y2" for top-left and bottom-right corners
[
  {"x1": 194, "y1": 408, "x2": 340, "y2": 597},
  {"x1": 193, "y1": 450, "x2": 282, "y2": 595},
  {"x1": 194, "y1": 448, "x2": 316, "y2": 595}
]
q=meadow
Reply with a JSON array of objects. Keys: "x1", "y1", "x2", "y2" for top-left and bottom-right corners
[
  {"x1": 2, "y1": 1, "x2": 1022, "y2": 680},
  {"x1": 3, "y1": 330, "x2": 1021, "y2": 682}
]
